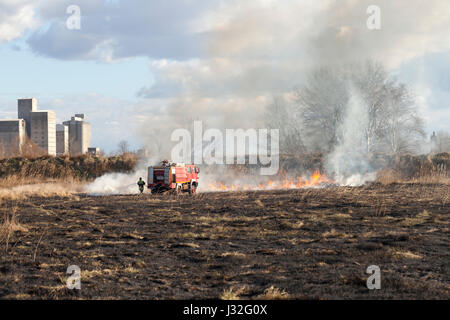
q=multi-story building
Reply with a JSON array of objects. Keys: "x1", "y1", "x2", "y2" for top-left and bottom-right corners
[
  {"x1": 88, "y1": 147, "x2": 100, "y2": 156},
  {"x1": 63, "y1": 114, "x2": 91, "y2": 155},
  {"x1": 18, "y1": 98, "x2": 37, "y2": 138},
  {"x1": 56, "y1": 124, "x2": 69, "y2": 155},
  {"x1": 1, "y1": 98, "x2": 93, "y2": 157},
  {"x1": 0, "y1": 119, "x2": 26, "y2": 154},
  {"x1": 30, "y1": 111, "x2": 56, "y2": 156}
]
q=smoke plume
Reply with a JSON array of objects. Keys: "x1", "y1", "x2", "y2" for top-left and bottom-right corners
[
  {"x1": 325, "y1": 84, "x2": 376, "y2": 186},
  {"x1": 84, "y1": 0, "x2": 449, "y2": 193}
]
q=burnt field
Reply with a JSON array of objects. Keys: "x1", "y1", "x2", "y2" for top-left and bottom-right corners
[{"x1": 0, "y1": 183, "x2": 449, "y2": 299}]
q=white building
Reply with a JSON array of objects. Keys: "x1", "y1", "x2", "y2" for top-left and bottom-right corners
[
  {"x1": 31, "y1": 111, "x2": 56, "y2": 156},
  {"x1": 88, "y1": 147, "x2": 100, "y2": 155},
  {"x1": 63, "y1": 114, "x2": 91, "y2": 155},
  {"x1": 56, "y1": 124, "x2": 69, "y2": 155},
  {"x1": 0, "y1": 119, "x2": 26, "y2": 154},
  {"x1": 18, "y1": 98, "x2": 37, "y2": 138}
]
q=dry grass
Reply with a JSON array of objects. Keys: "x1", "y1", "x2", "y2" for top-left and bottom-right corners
[
  {"x1": 280, "y1": 220, "x2": 304, "y2": 229},
  {"x1": 399, "y1": 210, "x2": 430, "y2": 227},
  {"x1": 0, "y1": 154, "x2": 137, "y2": 185},
  {"x1": 0, "y1": 173, "x2": 84, "y2": 189},
  {"x1": 321, "y1": 228, "x2": 350, "y2": 238},
  {"x1": 391, "y1": 249, "x2": 423, "y2": 260},
  {"x1": 220, "y1": 285, "x2": 290, "y2": 300},
  {"x1": 256, "y1": 286, "x2": 290, "y2": 300},
  {"x1": 0, "y1": 206, "x2": 27, "y2": 251},
  {"x1": 375, "y1": 169, "x2": 398, "y2": 184},
  {"x1": 0, "y1": 181, "x2": 83, "y2": 201},
  {"x1": 220, "y1": 286, "x2": 247, "y2": 300},
  {"x1": 221, "y1": 251, "x2": 246, "y2": 259},
  {"x1": 0, "y1": 154, "x2": 138, "y2": 200},
  {"x1": 254, "y1": 199, "x2": 264, "y2": 207},
  {"x1": 329, "y1": 213, "x2": 351, "y2": 219},
  {"x1": 376, "y1": 153, "x2": 450, "y2": 185},
  {"x1": 377, "y1": 168, "x2": 450, "y2": 184}
]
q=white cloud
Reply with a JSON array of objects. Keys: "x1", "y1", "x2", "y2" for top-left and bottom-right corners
[
  {"x1": 0, "y1": 0, "x2": 39, "y2": 42},
  {"x1": 128, "y1": 0, "x2": 450, "y2": 153},
  {"x1": 4, "y1": 0, "x2": 450, "y2": 152},
  {"x1": 25, "y1": 1, "x2": 450, "y2": 77}
]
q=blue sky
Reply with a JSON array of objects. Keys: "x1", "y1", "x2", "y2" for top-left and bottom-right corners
[
  {"x1": 0, "y1": 0, "x2": 449, "y2": 152},
  {"x1": 0, "y1": 43, "x2": 154, "y2": 151},
  {"x1": 0, "y1": 42, "x2": 152, "y2": 99}
]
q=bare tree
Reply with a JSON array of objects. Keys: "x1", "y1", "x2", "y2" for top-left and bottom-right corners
[
  {"x1": 294, "y1": 66, "x2": 349, "y2": 152},
  {"x1": 351, "y1": 61, "x2": 391, "y2": 153},
  {"x1": 381, "y1": 83, "x2": 425, "y2": 153},
  {"x1": 286, "y1": 61, "x2": 425, "y2": 155},
  {"x1": 265, "y1": 97, "x2": 306, "y2": 154},
  {"x1": 118, "y1": 140, "x2": 130, "y2": 155}
]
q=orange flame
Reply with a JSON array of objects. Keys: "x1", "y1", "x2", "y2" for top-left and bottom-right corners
[{"x1": 206, "y1": 170, "x2": 330, "y2": 192}]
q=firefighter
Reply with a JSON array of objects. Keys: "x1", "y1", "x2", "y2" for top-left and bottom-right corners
[{"x1": 137, "y1": 177, "x2": 146, "y2": 194}]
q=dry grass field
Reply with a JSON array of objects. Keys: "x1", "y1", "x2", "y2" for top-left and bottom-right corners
[{"x1": 0, "y1": 182, "x2": 448, "y2": 299}]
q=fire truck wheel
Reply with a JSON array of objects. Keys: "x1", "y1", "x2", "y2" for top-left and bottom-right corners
[{"x1": 189, "y1": 185, "x2": 196, "y2": 194}]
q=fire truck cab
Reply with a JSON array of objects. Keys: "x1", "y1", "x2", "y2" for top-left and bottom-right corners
[{"x1": 148, "y1": 160, "x2": 200, "y2": 194}]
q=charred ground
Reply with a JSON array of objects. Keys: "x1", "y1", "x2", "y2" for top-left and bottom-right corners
[{"x1": 0, "y1": 183, "x2": 448, "y2": 299}]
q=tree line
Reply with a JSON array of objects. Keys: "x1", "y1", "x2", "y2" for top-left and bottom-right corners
[{"x1": 265, "y1": 61, "x2": 447, "y2": 155}]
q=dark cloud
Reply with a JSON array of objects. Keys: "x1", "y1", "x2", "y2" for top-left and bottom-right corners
[{"x1": 27, "y1": 0, "x2": 219, "y2": 61}]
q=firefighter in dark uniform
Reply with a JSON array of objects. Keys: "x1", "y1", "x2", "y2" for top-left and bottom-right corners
[{"x1": 137, "y1": 177, "x2": 146, "y2": 194}]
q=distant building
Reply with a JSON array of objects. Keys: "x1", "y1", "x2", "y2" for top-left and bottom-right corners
[
  {"x1": 137, "y1": 148, "x2": 148, "y2": 159},
  {"x1": 431, "y1": 131, "x2": 437, "y2": 143},
  {"x1": 88, "y1": 147, "x2": 100, "y2": 156},
  {"x1": 0, "y1": 119, "x2": 26, "y2": 154},
  {"x1": 63, "y1": 114, "x2": 91, "y2": 155},
  {"x1": 18, "y1": 98, "x2": 37, "y2": 138},
  {"x1": 30, "y1": 111, "x2": 56, "y2": 156},
  {"x1": 56, "y1": 124, "x2": 69, "y2": 155},
  {"x1": 1, "y1": 98, "x2": 93, "y2": 157}
]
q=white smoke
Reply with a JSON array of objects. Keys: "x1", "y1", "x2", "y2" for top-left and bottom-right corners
[
  {"x1": 325, "y1": 84, "x2": 377, "y2": 186},
  {"x1": 84, "y1": 170, "x2": 147, "y2": 195}
]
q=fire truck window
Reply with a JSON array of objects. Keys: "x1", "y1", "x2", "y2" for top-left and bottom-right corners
[{"x1": 187, "y1": 167, "x2": 191, "y2": 173}]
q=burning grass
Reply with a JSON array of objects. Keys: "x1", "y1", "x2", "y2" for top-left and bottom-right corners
[
  {"x1": 1, "y1": 152, "x2": 448, "y2": 197},
  {"x1": 203, "y1": 153, "x2": 449, "y2": 192},
  {"x1": 0, "y1": 152, "x2": 448, "y2": 299},
  {"x1": 206, "y1": 170, "x2": 330, "y2": 192}
]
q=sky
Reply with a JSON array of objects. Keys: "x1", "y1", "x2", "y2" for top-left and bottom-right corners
[{"x1": 0, "y1": 0, "x2": 449, "y2": 153}]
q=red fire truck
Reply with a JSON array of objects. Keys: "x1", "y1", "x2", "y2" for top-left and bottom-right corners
[{"x1": 148, "y1": 160, "x2": 200, "y2": 194}]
